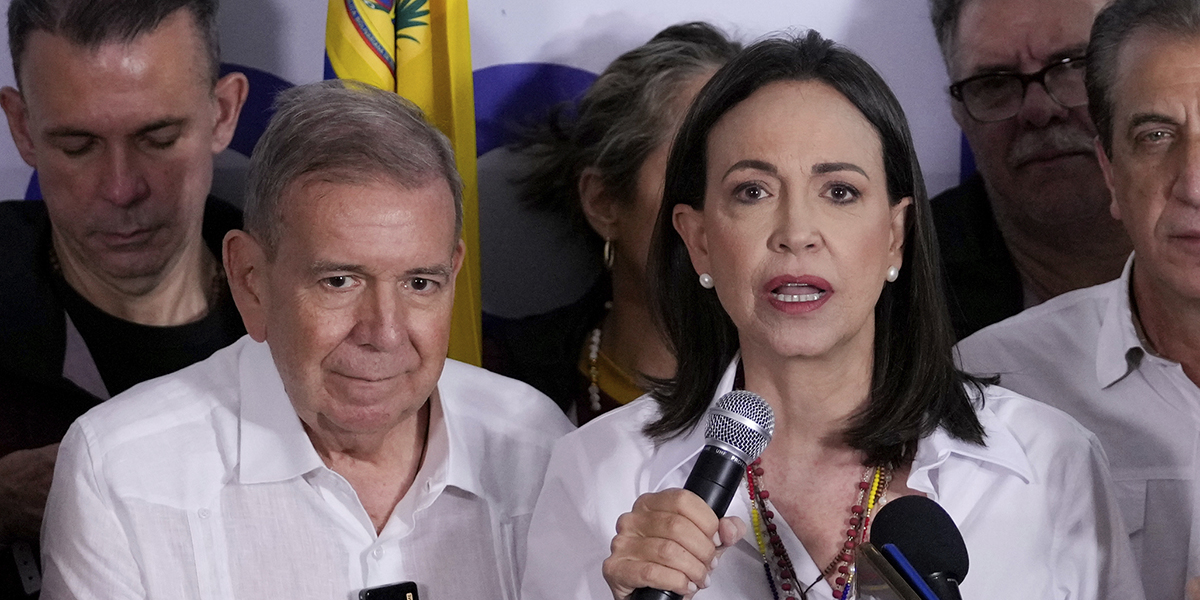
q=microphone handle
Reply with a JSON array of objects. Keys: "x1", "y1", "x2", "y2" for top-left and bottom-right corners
[
  {"x1": 631, "y1": 589, "x2": 680, "y2": 600},
  {"x1": 630, "y1": 446, "x2": 747, "y2": 600},
  {"x1": 925, "y1": 574, "x2": 962, "y2": 600},
  {"x1": 681, "y1": 445, "x2": 745, "y2": 518}
]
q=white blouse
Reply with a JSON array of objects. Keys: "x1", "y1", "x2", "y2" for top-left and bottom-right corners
[{"x1": 521, "y1": 361, "x2": 1145, "y2": 600}]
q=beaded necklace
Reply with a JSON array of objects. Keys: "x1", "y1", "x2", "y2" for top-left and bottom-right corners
[{"x1": 746, "y1": 458, "x2": 890, "y2": 600}]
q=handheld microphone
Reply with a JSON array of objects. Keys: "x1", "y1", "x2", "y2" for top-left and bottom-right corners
[
  {"x1": 870, "y1": 496, "x2": 968, "y2": 600},
  {"x1": 632, "y1": 390, "x2": 775, "y2": 600}
]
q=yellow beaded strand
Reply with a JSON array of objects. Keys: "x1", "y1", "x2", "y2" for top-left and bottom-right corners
[{"x1": 750, "y1": 487, "x2": 769, "y2": 556}]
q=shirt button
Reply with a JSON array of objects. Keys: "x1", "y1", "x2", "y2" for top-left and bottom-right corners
[
  {"x1": 371, "y1": 547, "x2": 383, "y2": 559},
  {"x1": 198, "y1": 509, "x2": 211, "y2": 519}
]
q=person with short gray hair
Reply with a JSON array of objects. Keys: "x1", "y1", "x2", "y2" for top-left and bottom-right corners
[
  {"x1": 958, "y1": 1, "x2": 1200, "y2": 597},
  {"x1": 926, "y1": 0, "x2": 1132, "y2": 339},
  {"x1": 244, "y1": 80, "x2": 464, "y2": 252},
  {"x1": 38, "y1": 79, "x2": 572, "y2": 600}
]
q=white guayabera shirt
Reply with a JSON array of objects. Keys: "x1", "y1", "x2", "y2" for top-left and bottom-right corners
[
  {"x1": 958, "y1": 255, "x2": 1199, "y2": 600},
  {"x1": 521, "y1": 360, "x2": 1146, "y2": 600},
  {"x1": 40, "y1": 336, "x2": 573, "y2": 600}
]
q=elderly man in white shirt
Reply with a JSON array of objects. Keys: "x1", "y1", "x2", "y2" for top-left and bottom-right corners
[
  {"x1": 956, "y1": 1, "x2": 1200, "y2": 598},
  {"x1": 38, "y1": 80, "x2": 573, "y2": 600}
]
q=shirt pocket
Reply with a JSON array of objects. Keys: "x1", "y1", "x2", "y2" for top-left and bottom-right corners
[{"x1": 1111, "y1": 476, "x2": 1146, "y2": 569}]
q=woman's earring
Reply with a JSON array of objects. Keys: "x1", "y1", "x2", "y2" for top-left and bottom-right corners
[
  {"x1": 603, "y1": 239, "x2": 615, "y2": 270},
  {"x1": 699, "y1": 273, "x2": 715, "y2": 289},
  {"x1": 886, "y1": 266, "x2": 899, "y2": 282}
]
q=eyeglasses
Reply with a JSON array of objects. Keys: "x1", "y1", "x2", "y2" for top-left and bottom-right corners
[{"x1": 949, "y1": 56, "x2": 1088, "y2": 123}]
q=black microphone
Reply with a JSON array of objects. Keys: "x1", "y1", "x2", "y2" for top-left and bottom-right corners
[
  {"x1": 870, "y1": 496, "x2": 969, "y2": 600},
  {"x1": 632, "y1": 390, "x2": 775, "y2": 600}
]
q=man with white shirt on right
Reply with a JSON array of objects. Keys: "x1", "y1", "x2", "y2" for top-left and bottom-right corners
[{"x1": 956, "y1": 0, "x2": 1200, "y2": 597}]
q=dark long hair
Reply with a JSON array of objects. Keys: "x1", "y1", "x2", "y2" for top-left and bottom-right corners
[{"x1": 646, "y1": 31, "x2": 986, "y2": 467}]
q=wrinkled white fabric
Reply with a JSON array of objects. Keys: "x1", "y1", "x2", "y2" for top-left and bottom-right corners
[
  {"x1": 41, "y1": 336, "x2": 573, "y2": 600},
  {"x1": 958, "y1": 254, "x2": 1197, "y2": 600},
  {"x1": 522, "y1": 360, "x2": 1144, "y2": 600}
]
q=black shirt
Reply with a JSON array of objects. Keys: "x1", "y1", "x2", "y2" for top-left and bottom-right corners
[
  {"x1": 54, "y1": 269, "x2": 245, "y2": 397},
  {"x1": 931, "y1": 174, "x2": 1025, "y2": 340}
]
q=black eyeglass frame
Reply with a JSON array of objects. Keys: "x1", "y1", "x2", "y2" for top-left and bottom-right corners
[{"x1": 948, "y1": 56, "x2": 1088, "y2": 123}]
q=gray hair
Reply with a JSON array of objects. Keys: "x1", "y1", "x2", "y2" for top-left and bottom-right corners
[
  {"x1": 244, "y1": 80, "x2": 464, "y2": 253},
  {"x1": 7, "y1": 0, "x2": 220, "y2": 87},
  {"x1": 928, "y1": 0, "x2": 968, "y2": 64},
  {"x1": 1087, "y1": 0, "x2": 1200, "y2": 156},
  {"x1": 518, "y1": 22, "x2": 741, "y2": 243}
]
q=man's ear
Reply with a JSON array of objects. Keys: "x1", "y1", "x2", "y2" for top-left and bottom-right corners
[
  {"x1": 224, "y1": 229, "x2": 269, "y2": 342},
  {"x1": 578, "y1": 167, "x2": 621, "y2": 241},
  {"x1": 451, "y1": 238, "x2": 466, "y2": 280},
  {"x1": 672, "y1": 204, "x2": 711, "y2": 280},
  {"x1": 0, "y1": 87, "x2": 37, "y2": 168},
  {"x1": 1095, "y1": 136, "x2": 1122, "y2": 221},
  {"x1": 210, "y1": 71, "x2": 249, "y2": 154}
]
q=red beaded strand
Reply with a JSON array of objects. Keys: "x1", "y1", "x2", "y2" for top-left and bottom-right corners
[{"x1": 746, "y1": 459, "x2": 890, "y2": 599}]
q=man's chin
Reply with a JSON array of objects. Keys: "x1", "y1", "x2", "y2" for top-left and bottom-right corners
[{"x1": 88, "y1": 253, "x2": 178, "y2": 285}]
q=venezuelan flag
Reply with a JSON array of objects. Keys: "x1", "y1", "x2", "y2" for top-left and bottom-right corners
[{"x1": 325, "y1": 0, "x2": 482, "y2": 366}]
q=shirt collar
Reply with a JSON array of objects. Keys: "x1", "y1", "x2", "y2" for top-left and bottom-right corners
[
  {"x1": 647, "y1": 357, "x2": 1034, "y2": 491},
  {"x1": 236, "y1": 343, "x2": 480, "y2": 501},
  {"x1": 908, "y1": 395, "x2": 1035, "y2": 493},
  {"x1": 418, "y1": 382, "x2": 484, "y2": 499},
  {"x1": 237, "y1": 339, "x2": 325, "y2": 484},
  {"x1": 1095, "y1": 254, "x2": 1146, "y2": 389},
  {"x1": 647, "y1": 356, "x2": 742, "y2": 489}
]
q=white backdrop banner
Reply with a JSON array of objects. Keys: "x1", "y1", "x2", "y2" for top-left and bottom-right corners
[{"x1": 0, "y1": 0, "x2": 965, "y2": 315}]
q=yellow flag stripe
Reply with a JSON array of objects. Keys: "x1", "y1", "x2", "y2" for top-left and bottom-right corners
[
  {"x1": 423, "y1": 0, "x2": 481, "y2": 365},
  {"x1": 325, "y1": 0, "x2": 395, "y2": 89},
  {"x1": 344, "y1": 0, "x2": 396, "y2": 71},
  {"x1": 326, "y1": 0, "x2": 482, "y2": 365}
]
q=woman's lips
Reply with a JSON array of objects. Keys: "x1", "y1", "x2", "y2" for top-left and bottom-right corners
[{"x1": 763, "y1": 275, "x2": 832, "y2": 313}]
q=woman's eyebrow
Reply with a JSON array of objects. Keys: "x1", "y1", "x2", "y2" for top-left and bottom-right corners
[
  {"x1": 723, "y1": 159, "x2": 777, "y2": 179},
  {"x1": 813, "y1": 161, "x2": 868, "y2": 179}
]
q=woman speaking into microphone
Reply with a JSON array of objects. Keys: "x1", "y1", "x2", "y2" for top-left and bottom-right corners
[{"x1": 520, "y1": 32, "x2": 1142, "y2": 600}]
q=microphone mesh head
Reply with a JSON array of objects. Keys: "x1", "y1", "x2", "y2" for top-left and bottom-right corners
[{"x1": 704, "y1": 390, "x2": 775, "y2": 460}]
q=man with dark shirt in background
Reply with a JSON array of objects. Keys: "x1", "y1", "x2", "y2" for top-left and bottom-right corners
[
  {"x1": 928, "y1": 0, "x2": 1133, "y2": 338},
  {"x1": 0, "y1": 0, "x2": 247, "y2": 595}
]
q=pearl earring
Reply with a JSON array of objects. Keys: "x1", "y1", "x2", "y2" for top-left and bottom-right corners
[
  {"x1": 699, "y1": 273, "x2": 715, "y2": 289},
  {"x1": 886, "y1": 266, "x2": 899, "y2": 282}
]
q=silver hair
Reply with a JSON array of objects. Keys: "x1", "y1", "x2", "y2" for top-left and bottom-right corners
[
  {"x1": 928, "y1": 0, "x2": 968, "y2": 65},
  {"x1": 244, "y1": 79, "x2": 464, "y2": 253},
  {"x1": 1087, "y1": 0, "x2": 1200, "y2": 156}
]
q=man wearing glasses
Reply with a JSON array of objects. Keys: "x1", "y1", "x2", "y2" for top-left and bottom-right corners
[
  {"x1": 957, "y1": 0, "x2": 1200, "y2": 597},
  {"x1": 929, "y1": 0, "x2": 1132, "y2": 338}
]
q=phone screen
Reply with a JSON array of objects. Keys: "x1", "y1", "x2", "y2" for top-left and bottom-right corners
[{"x1": 358, "y1": 581, "x2": 419, "y2": 600}]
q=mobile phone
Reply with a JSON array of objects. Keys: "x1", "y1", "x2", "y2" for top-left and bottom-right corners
[{"x1": 358, "y1": 581, "x2": 419, "y2": 600}]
